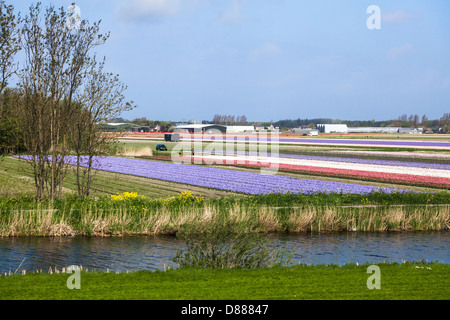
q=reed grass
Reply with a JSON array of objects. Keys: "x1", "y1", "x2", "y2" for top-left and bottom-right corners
[
  {"x1": 2, "y1": 208, "x2": 74, "y2": 237},
  {"x1": 118, "y1": 146, "x2": 153, "y2": 157},
  {"x1": 0, "y1": 201, "x2": 448, "y2": 236}
]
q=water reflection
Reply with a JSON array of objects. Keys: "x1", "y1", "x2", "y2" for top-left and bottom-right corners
[
  {"x1": 273, "y1": 231, "x2": 449, "y2": 265},
  {"x1": 0, "y1": 232, "x2": 448, "y2": 273},
  {"x1": 0, "y1": 236, "x2": 183, "y2": 273}
]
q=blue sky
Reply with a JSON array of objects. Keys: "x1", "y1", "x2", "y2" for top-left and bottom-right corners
[{"x1": 11, "y1": 0, "x2": 450, "y2": 122}]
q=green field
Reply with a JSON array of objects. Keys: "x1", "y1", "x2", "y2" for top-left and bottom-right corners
[
  {"x1": 1, "y1": 262, "x2": 448, "y2": 300},
  {"x1": 0, "y1": 156, "x2": 234, "y2": 199}
]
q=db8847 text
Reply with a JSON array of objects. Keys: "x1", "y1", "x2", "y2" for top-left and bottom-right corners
[{"x1": 225, "y1": 305, "x2": 268, "y2": 315}]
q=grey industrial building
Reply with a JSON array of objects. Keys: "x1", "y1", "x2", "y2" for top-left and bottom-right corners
[
  {"x1": 317, "y1": 124, "x2": 423, "y2": 134},
  {"x1": 175, "y1": 124, "x2": 256, "y2": 134},
  {"x1": 174, "y1": 124, "x2": 228, "y2": 133}
]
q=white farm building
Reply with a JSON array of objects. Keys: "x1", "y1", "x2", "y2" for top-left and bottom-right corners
[
  {"x1": 347, "y1": 127, "x2": 400, "y2": 133},
  {"x1": 175, "y1": 124, "x2": 255, "y2": 133},
  {"x1": 317, "y1": 124, "x2": 348, "y2": 133},
  {"x1": 226, "y1": 126, "x2": 256, "y2": 133}
]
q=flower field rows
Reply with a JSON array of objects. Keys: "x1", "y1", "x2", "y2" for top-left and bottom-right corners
[
  {"x1": 210, "y1": 159, "x2": 450, "y2": 189},
  {"x1": 184, "y1": 136, "x2": 450, "y2": 149},
  {"x1": 207, "y1": 151, "x2": 450, "y2": 170},
  {"x1": 191, "y1": 150, "x2": 450, "y2": 188},
  {"x1": 279, "y1": 154, "x2": 450, "y2": 170},
  {"x1": 62, "y1": 156, "x2": 404, "y2": 195},
  {"x1": 277, "y1": 138, "x2": 450, "y2": 148},
  {"x1": 199, "y1": 153, "x2": 450, "y2": 178}
]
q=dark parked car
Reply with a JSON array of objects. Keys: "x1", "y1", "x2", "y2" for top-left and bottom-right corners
[{"x1": 156, "y1": 144, "x2": 167, "y2": 151}]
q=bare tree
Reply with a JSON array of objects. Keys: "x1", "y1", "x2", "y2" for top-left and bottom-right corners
[
  {"x1": 71, "y1": 58, "x2": 134, "y2": 197},
  {"x1": 17, "y1": 3, "x2": 110, "y2": 200},
  {"x1": 399, "y1": 114, "x2": 408, "y2": 122},
  {"x1": 212, "y1": 114, "x2": 221, "y2": 124},
  {"x1": 213, "y1": 114, "x2": 247, "y2": 125},
  {"x1": 439, "y1": 113, "x2": 450, "y2": 133},
  {"x1": 237, "y1": 115, "x2": 247, "y2": 125},
  {"x1": 413, "y1": 114, "x2": 419, "y2": 127},
  {"x1": 408, "y1": 114, "x2": 414, "y2": 127},
  {"x1": 421, "y1": 114, "x2": 428, "y2": 128}
]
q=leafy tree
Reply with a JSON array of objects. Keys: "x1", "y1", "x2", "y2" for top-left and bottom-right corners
[
  {"x1": 0, "y1": 0, "x2": 20, "y2": 95},
  {"x1": 0, "y1": 88, "x2": 24, "y2": 154},
  {"x1": 0, "y1": 1, "x2": 21, "y2": 155}
]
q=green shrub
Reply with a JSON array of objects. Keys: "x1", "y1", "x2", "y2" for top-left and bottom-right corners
[{"x1": 173, "y1": 220, "x2": 294, "y2": 269}]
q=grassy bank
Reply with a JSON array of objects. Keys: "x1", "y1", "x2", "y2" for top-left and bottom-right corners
[
  {"x1": 1, "y1": 262, "x2": 448, "y2": 300},
  {"x1": 1, "y1": 192, "x2": 449, "y2": 236}
]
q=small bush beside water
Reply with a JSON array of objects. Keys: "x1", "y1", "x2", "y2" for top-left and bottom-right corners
[{"x1": 173, "y1": 220, "x2": 294, "y2": 269}]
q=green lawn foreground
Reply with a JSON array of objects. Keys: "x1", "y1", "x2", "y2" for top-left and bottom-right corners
[{"x1": 1, "y1": 262, "x2": 448, "y2": 300}]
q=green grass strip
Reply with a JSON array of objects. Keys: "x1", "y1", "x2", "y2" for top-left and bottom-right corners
[{"x1": 0, "y1": 262, "x2": 448, "y2": 300}]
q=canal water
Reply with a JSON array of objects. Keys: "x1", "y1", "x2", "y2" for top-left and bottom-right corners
[{"x1": 0, "y1": 232, "x2": 448, "y2": 273}]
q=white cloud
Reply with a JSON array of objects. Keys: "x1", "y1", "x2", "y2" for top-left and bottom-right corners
[
  {"x1": 218, "y1": 0, "x2": 244, "y2": 23},
  {"x1": 388, "y1": 43, "x2": 413, "y2": 60},
  {"x1": 382, "y1": 10, "x2": 420, "y2": 24},
  {"x1": 249, "y1": 43, "x2": 281, "y2": 60},
  {"x1": 115, "y1": 0, "x2": 181, "y2": 22}
]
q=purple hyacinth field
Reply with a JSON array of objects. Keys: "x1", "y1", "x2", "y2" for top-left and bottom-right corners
[{"x1": 63, "y1": 156, "x2": 404, "y2": 195}]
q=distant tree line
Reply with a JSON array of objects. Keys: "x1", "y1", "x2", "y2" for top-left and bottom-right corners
[
  {"x1": 270, "y1": 114, "x2": 450, "y2": 132},
  {"x1": 120, "y1": 112, "x2": 450, "y2": 134},
  {"x1": 205, "y1": 115, "x2": 449, "y2": 131},
  {"x1": 272, "y1": 118, "x2": 344, "y2": 129},
  {"x1": 119, "y1": 117, "x2": 172, "y2": 132},
  {"x1": 438, "y1": 113, "x2": 450, "y2": 133},
  {"x1": 0, "y1": 2, "x2": 134, "y2": 200},
  {"x1": 212, "y1": 114, "x2": 248, "y2": 125}
]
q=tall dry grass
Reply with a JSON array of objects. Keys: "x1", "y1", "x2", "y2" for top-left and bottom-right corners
[
  {"x1": 119, "y1": 146, "x2": 153, "y2": 157},
  {"x1": 1, "y1": 209, "x2": 74, "y2": 236},
  {"x1": 0, "y1": 203, "x2": 448, "y2": 237}
]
